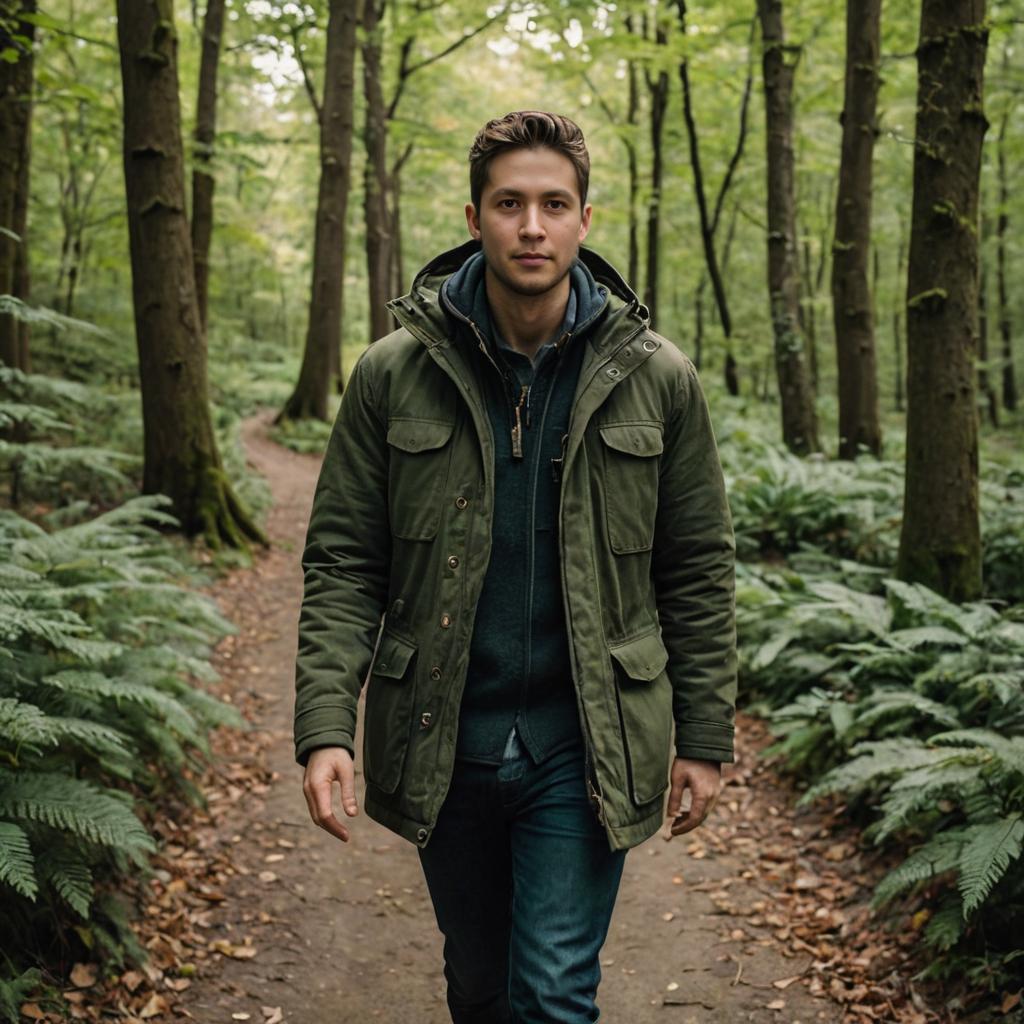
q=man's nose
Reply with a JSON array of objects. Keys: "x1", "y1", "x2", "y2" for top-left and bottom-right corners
[{"x1": 519, "y1": 205, "x2": 545, "y2": 238}]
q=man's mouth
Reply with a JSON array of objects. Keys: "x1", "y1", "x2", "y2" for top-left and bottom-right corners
[{"x1": 514, "y1": 253, "x2": 550, "y2": 266}]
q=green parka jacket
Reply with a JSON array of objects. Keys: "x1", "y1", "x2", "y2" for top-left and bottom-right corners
[{"x1": 293, "y1": 241, "x2": 737, "y2": 852}]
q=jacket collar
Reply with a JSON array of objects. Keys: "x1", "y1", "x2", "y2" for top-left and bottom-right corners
[{"x1": 387, "y1": 240, "x2": 649, "y2": 358}]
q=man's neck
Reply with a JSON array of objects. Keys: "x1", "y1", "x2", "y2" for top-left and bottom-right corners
[{"x1": 484, "y1": 268, "x2": 570, "y2": 362}]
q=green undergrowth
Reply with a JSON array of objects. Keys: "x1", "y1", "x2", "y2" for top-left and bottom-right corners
[{"x1": 728, "y1": 429, "x2": 1024, "y2": 994}]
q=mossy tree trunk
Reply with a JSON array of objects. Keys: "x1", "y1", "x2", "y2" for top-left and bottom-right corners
[
  {"x1": 278, "y1": 0, "x2": 357, "y2": 421},
  {"x1": 896, "y1": 0, "x2": 987, "y2": 602},
  {"x1": 996, "y1": 100, "x2": 1016, "y2": 412},
  {"x1": 116, "y1": 0, "x2": 264, "y2": 550},
  {"x1": 0, "y1": 0, "x2": 35, "y2": 373},
  {"x1": 832, "y1": 0, "x2": 882, "y2": 459},
  {"x1": 756, "y1": 0, "x2": 820, "y2": 455},
  {"x1": 190, "y1": 0, "x2": 225, "y2": 334}
]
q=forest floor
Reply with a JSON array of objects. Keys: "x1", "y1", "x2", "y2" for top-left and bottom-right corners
[{"x1": 80, "y1": 413, "x2": 944, "y2": 1024}]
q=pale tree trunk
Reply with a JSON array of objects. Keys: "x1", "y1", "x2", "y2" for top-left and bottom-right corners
[
  {"x1": 362, "y1": 0, "x2": 391, "y2": 343},
  {"x1": 896, "y1": 0, "x2": 987, "y2": 602},
  {"x1": 832, "y1": 0, "x2": 882, "y2": 458},
  {"x1": 116, "y1": 0, "x2": 263, "y2": 549},
  {"x1": 894, "y1": 234, "x2": 905, "y2": 411},
  {"x1": 191, "y1": 0, "x2": 226, "y2": 333},
  {"x1": 996, "y1": 101, "x2": 1016, "y2": 411},
  {"x1": 278, "y1": 0, "x2": 358, "y2": 421},
  {"x1": 756, "y1": 0, "x2": 820, "y2": 454},
  {"x1": 0, "y1": 0, "x2": 35, "y2": 373}
]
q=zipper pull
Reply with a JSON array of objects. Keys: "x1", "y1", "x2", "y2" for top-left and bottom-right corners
[
  {"x1": 525, "y1": 384, "x2": 532, "y2": 429},
  {"x1": 512, "y1": 384, "x2": 528, "y2": 459}
]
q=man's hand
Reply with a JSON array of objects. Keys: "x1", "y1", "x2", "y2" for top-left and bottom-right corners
[
  {"x1": 663, "y1": 757, "x2": 722, "y2": 839},
  {"x1": 302, "y1": 746, "x2": 359, "y2": 843}
]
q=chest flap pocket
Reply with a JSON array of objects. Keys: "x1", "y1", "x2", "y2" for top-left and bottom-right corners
[
  {"x1": 386, "y1": 418, "x2": 456, "y2": 541},
  {"x1": 598, "y1": 422, "x2": 664, "y2": 554}
]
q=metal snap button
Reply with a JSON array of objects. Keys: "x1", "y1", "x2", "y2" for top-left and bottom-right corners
[
  {"x1": 420, "y1": 712, "x2": 432, "y2": 728},
  {"x1": 447, "y1": 555, "x2": 459, "y2": 569},
  {"x1": 440, "y1": 614, "x2": 452, "y2": 628},
  {"x1": 430, "y1": 666, "x2": 442, "y2": 681},
  {"x1": 455, "y1": 495, "x2": 469, "y2": 510},
  {"x1": 643, "y1": 339, "x2": 658, "y2": 352},
  {"x1": 416, "y1": 827, "x2": 428, "y2": 842},
  {"x1": 606, "y1": 366, "x2": 621, "y2": 379}
]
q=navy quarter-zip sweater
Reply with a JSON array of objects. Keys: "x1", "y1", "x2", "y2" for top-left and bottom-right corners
[{"x1": 441, "y1": 249, "x2": 609, "y2": 765}]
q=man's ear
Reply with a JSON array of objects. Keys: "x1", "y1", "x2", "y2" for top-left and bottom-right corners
[
  {"x1": 465, "y1": 202, "x2": 481, "y2": 240},
  {"x1": 578, "y1": 203, "x2": 593, "y2": 244}
]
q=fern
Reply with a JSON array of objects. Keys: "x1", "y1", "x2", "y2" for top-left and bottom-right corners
[
  {"x1": 36, "y1": 844, "x2": 94, "y2": 917},
  {"x1": 0, "y1": 770, "x2": 154, "y2": 861},
  {"x1": 0, "y1": 968, "x2": 41, "y2": 1024},
  {"x1": 0, "y1": 822, "x2": 35, "y2": 899},
  {"x1": 957, "y1": 816, "x2": 1024, "y2": 916}
]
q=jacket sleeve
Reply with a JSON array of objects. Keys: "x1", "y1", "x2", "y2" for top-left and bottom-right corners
[
  {"x1": 293, "y1": 350, "x2": 391, "y2": 766},
  {"x1": 652, "y1": 357, "x2": 737, "y2": 763}
]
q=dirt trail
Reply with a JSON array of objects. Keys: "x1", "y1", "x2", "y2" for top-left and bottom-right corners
[{"x1": 180, "y1": 412, "x2": 843, "y2": 1024}]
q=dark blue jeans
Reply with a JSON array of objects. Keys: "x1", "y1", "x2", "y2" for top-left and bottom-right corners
[{"x1": 417, "y1": 731, "x2": 627, "y2": 1023}]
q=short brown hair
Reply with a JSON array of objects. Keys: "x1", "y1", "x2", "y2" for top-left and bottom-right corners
[{"x1": 469, "y1": 111, "x2": 590, "y2": 212}]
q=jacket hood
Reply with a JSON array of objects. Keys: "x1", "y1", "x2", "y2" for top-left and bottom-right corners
[{"x1": 387, "y1": 240, "x2": 649, "y2": 353}]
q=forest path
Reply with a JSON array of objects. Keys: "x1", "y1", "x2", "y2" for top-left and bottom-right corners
[{"x1": 179, "y1": 411, "x2": 844, "y2": 1024}]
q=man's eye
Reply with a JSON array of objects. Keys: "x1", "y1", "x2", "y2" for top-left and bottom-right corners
[
  {"x1": 499, "y1": 199, "x2": 518, "y2": 209},
  {"x1": 547, "y1": 200, "x2": 566, "y2": 210}
]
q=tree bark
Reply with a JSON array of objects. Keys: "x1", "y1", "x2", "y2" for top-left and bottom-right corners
[
  {"x1": 832, "y1": 0, "x2": 882, "y2": 458},
  {"x1": 756, "y1": 0, "x2": 820, "y2": 454},
  {"x1": 362, "y1": 0, "x2": 391, "y2": 343},
  {"x1": 996, "y1": 102, "x2": 1016, "y2": 411},
  {"x1": 627, "y1": 42, "x2": 640, "y2": 292},
  {"x1": 894, "y1": 234, "x2": 905, "y2": 411},
  {"x1": 896, "y1": 0, "x2": 987, "y2": 603},
  {"x1": 278, "y1": 0, "x2": 358, "y2": 421},
  {"x1": 0, "y1": 0, "x2": 36, "y2": 373},
  {"x1": 643, "y1": 21, "x2": 669, "y2": 328},
  {"x1": 116, "y1": 0, "x2": 264, "y2": 549},
  {"x1": 191, "y1": 0, "x2": 226, "y2": 334}
]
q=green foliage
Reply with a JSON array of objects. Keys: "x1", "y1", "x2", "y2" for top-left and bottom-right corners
[{"x1": 0, "y1": 496, "x2": 240, "y2": 974}]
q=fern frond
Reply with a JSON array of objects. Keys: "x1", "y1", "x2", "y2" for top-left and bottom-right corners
[
  {"x1": 37, "y1": 843, "x2": 94, "y2": 917},
  {"x1": 0, "y1": 821, "x2": 36, "y2": 900},
  {"x1": 957, "y1": 816, "x2": 1024, "y2": 916},
  {"x1": 924, "y1": 902, "x2": 966, "y2": 951},
  {"x1": 0, "y1": 771, "x2": 154, "y2": 861},
  {"x1": 874, "y1": 830, "x2": 967, "y2": 906}
]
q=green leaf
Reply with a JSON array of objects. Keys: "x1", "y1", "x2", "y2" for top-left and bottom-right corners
[
  {"x1": 0, "y1": 821, "x2": 36, "y2": 900},
  {"x1": 957, "y1": 816, "x2": 1024, "y2": 916}
]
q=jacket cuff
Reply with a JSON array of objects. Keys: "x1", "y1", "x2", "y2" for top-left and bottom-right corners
[
  {"x1": 674, "y1": 720, "x2": 734, "y2": 764},
  {"x1": 294, "y1": 701, "x2": 357, "y2": 767}
]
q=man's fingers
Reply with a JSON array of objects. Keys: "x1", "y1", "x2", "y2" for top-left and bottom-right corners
[
  {"x1": 338, "y1": 761, "x2": 359, "y2": 818},
  {"x1": 666, "y1": 793, "x2": 713, "y2": 838},
  {"x1": 666, "y1": 775, "x2": 686, "y2": 818}
]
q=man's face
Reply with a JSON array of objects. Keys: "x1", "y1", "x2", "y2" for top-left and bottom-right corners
[{"x1": 465, "y1": 146, "x2": 592, "y2": 300}]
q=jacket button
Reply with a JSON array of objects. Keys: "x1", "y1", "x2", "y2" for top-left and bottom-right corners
[
  {"x1": 447, "y1": 555, "x2": 459, "y2": 570},
  {"x1": 440, "y1": 614, "x2": 452, "y2": 628},
  {"x1": 420, "y1": 712, "x2": 432, "y2": 728},
  {"x1": 455, "y1": 496, "x2": 469, "y2": 510},
  {"x1": 430, "y1": 666, "x2": 442, "y2": 680},
  {"x1": 416, "y1": 827, "x2": 429, "y2": 842}
]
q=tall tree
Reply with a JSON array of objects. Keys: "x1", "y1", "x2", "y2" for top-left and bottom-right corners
[
  {"x1": 996, "y1": 98, "x2": 1016, "y2": 411},
  {"x1": 278, "y1": 0, "x2": 358, "y2": 421},
  {"x1": 0, "y1": 0, "x2": 36, "y2": 373},
  {"x1": 642, "y1": 14, "x2": 669, "y2": 326},
  {"x1": 755, "y1": 0, "x2": 820, "y2": 454},
  {"x1": 116, "y1": 0, "x2": 263, "y2": 549},
  {"x1": 362, "y1": 0, "x2": 391, "y2": 344},
  {"x1": 896, "y1": 0, "x2": 987, "y2": 602},
  {"x1": 675, "y1": 3, "x2": 754, "y2": 396},
  {"x1": 191, "y1": 0, "x2": 226, "y2": 333},
  {"x1": 832, "y1": 0, "x2": 882, "y2": 458}
]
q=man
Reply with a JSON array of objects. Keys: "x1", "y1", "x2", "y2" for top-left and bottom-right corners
[{"x1": 294, "y1": 111, "x2": 737, "y2": 1024}]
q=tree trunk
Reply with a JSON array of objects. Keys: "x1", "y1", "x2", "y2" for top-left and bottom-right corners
[
  {"x1": 626, "y1": 25, "x2": 640, "y2": 291},
  {"x1": 756, "y1": 0, "x2": 820, "y2": 454},
  {"x1": 362, "y1": 0, "x2": 391, "y2": 343},
  {"x1": 896, "y1": 0, "x2": 987, "y2": 603},
  {"x1": 643, "y1": 21, "x2": 669, "y2": 327},
  {"x1": 116, "y1": 0, "x2": 264, "y2": 550},
  {"x1": 996, "y1": 103, "x2": 1016, "y2": 411},
  {"x1": 978, "y1": 207, "x2": 998, "y2": 426},
  {"x1": 278, "y1": 0, "x2": 358, "y2": 421},
  {"x1": 894, "y1": 234, "x2": 905, "y2": 411},
  {"x1": 191, "y1": 0, "x2": 226, "y2": 334},
  {"x1": 832, "y1": 0, "x2": 882, "y2": 458},
  {"x1": 0, "y1": 0, "x2": 35, "y2": 373}
]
